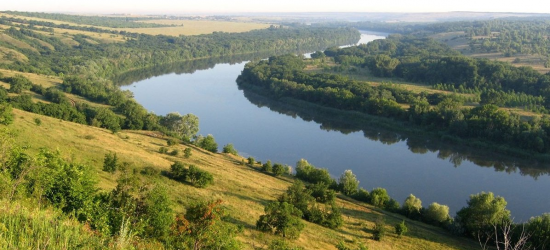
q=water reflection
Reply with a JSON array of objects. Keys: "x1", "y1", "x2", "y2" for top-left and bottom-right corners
[{"x1": 239, "y1": 87, "x2": 550, "y2": 180}]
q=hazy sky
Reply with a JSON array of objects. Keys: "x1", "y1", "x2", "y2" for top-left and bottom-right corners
[{"x1": 2, "y1": 0, "x2": 550, "y2": 14}]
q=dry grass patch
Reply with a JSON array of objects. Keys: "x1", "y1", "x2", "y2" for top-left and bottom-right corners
[
  {"x1": 0, "y1": 69, "x2": 61, "y2": 87},
  {"x1": 0, "y1": 33, "x2": 37, "y2": 52},
  {"x1": 118, "y1": 20, "x2": 270, "y2": 36}
]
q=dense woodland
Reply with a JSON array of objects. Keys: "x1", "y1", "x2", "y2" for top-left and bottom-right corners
[{"x1": 238, "y1": 36, "x2": 550, "y2": 154}]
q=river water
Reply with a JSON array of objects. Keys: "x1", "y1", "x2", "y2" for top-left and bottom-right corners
[{"x1": 120, "y1": 32, "x2": 550, "y2": 221}]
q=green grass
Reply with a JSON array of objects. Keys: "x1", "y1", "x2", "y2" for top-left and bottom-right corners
[
  {"x1": 6, "y1": 108, "x2": 481, "y2": 249},
  {"x1": 0, "y1": 200, "x2": 105, "y2": 249}
]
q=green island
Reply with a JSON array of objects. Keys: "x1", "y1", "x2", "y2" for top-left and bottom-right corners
[{"x1": 0, "y1": 10, "x2": 549, "y2": 250}]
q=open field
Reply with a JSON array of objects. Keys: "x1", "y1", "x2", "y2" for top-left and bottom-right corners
[
  {"x1": 431, "y1": 32, "x2": 550, "y2": 74},
  {"x1": 6, "y1": 108, "x2": 480, "y2": 249},
  {"x1": 120, "y1": 20, "x2": 271, "y2": 36}
]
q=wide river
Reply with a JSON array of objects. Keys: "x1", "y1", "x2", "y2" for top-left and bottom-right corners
[{"x1": 121, "y1": 31, "x2": 550, "y2": 221}]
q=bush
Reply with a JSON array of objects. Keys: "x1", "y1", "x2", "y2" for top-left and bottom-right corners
[
  {"x1": 338, "y1": 170, "x2": 359, "y2": 196},
  {"x1": 262, "y1": 160, "x2": 272, "y2": 172},
  {"x1": 102, "y1": 152, "x2": 118, "y2": 173},
  {"x1": 257, "y1": 201, "x2": 304, "y2": 240},
  {"x1": 169, "y1": 149, "x2": 179, "y2": 156},
  {"x1": 424, "y1": 202, "x2": 451, "y2": 225},
  {"x1": 183, "y1": 148, "x2": 192, "y2": 158},
  {"x1": 186, "y1": 165, "x2": 214, "y2": 188},
  {"x1": 394, "y1": 220, "x2": 408, "y2": 237},
  {"x1": 370, "y1": 188, "x2": 390, "y2": 208},
  {"x1": 0, "y1": 103, "x2": 14, "y2": 125},
  {"x1": 247, "y1": 156, "x2": 255, "y2": 165},
  {"x1": 159, "y1": 147, "x2": 168, "y2": 154},
  {"x1": 222, "y1": 143, "x2": 238, "y2": 155},
  {"x1": 167, "y1": 138, "x2": 178, "y2": 146},
  {"x1": 372, "y1": 217, "x2": 386, "y2": 241},
  {"x1": 169, "y1": 162, "x2": 213, "y2": 188},
  {"x1": 198, "y1": 134, "x2": 218, "y2": 153},
  {"x1": 34, "y1": 118, "x2": 42, "y2": 126},
  {"x1": 352, "y1": 188, "x2": 370, "y2": 202},
  {"x1": 140, "y1": 166, "x2": 159, "y2": 176},
  {"x1": 309, "y1": 182, "x2": 336, "y2": 203},
  {"x1": 272, "y1": 163, "x2": 286, "y2": 176}
]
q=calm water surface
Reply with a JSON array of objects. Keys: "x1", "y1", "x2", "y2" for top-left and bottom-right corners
[{"x1": 121, "y1": 32, "x2": 550, "y2": 221}]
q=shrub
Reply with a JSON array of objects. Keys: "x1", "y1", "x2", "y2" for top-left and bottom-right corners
[
  {"x1": 370, "y1": 188, "x2": 390, "y2": 208},
  {"x1": 167, "y1": 138, "x2": 178, "y2": 146},
  {"x1": 262, "y1": 160, "x2": 273, "y2": 172},
  {"x1": 309, "y1": 182, "x2": 336, "y2": 203},
  {"x1": 34, "y1": 118, "x2": 42, "y2": 126},
  {"x1": 424, "y1": 202, "x2": 451, "y2": 225},
  {"x1": 394, "y1": 220, "x2": 408, "y2": 237},
  {"x1": 198, "y1": 134, "x2": 218, "y2": 153},
  {"x1": 338, "y1": 170, "x2": 359, "y2": 196},
  {"x1": 159, "y1": 147, "x2": 168, "y2": 154},
  {"x1": 102, "y1": 152, "x2": 118, "y2": 173},
  {"x1": 372, "y1": 217, "x2": 386, "y2": 241},
  {"x1": 222, "y1": 143, "x2": 238, "y2": 155},
  {"x1": 183, "y1": 148, "x2": 192, "y2": 158},
  {"x1": 352, "y1": 188, "x2": 370, "y2": 202},
  {"x1": 186, "y1": 165, "x2": 214, "y2": 188},
  {"x1": 247, "y1": 156, "x2": 255, "y2": 165},
  {"x1": 169, "y1": 149, "x2": 179, "y2": 156},
  {"x1": 256, "y1": 201, "x2": 304, "y2": 239},
  {"x1": 140, "y1": 166, "x2": 159, "y2": 176},
  {"x1": 273, "y1": 163, "x2": 286, "y2": 176}
]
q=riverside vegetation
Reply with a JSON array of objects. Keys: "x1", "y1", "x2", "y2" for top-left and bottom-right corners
[{"x1": 0, "y1": 11, "x2": 549, "y2": 249}]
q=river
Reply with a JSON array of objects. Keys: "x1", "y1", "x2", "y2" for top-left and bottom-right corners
[{"x1": 120, "y1": 31, "x2": 550, "y2": 221}]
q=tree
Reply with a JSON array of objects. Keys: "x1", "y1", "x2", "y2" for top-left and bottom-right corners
[
  {"x1": 172, "y1": 199, "x2": 241, "y2": 250},
  {"x1": 424, "y1": 202, "x2": 451, "y2": 225},
  {"x1": 338, "y1": 169, "x2": 359, "y2": 196},
  {"x1": 0, "y1": 104, "x2": 14, "y2": 125},
  {"x1": 102, "y1": 152, "x2": 118, "y2": 173},
  {"x1": 256, "y1": 201, "x2": 305, "y2": 239},
  {"x1": 198, "y1": 134, "x2": 218, "y2": 153},
  {"x1": 394, "y1": 220, "x2": 408, "y2": 237},
  {"x1": 370, "y1": 188, "x2": 390, "y2": 208},
  {"x1": 247, "y1": 156, "x2": 255, "y2": 165},
  {"x1": 273, "y1": 163, "x2": 286, "y2": 176},
  {"x1": 456, "y1": 192, "x2": 511, "y2": 240},
  {"x1": 402, "y1": 194, "x2": 422, "y2": 218},
  {"x1": 262, "y1": 160, "x2": 273, "y2": 172},
  {"x1": 160, "y1": 112, "x2": 199, "y2": 142},
  {"x1": 222, "y1": 143, "x2": 238, "y2": 155},
  {"x1": 526, "y1": 213, "x2": 550, "y2": 249}
]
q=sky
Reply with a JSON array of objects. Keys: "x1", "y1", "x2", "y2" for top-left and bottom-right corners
[{"x1": 2, "y1": 0, "x2": 550, "y2": 14}]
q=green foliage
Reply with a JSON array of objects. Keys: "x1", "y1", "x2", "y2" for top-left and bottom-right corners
[
  {"x1": 140, "y1": 166, "x2": 159, "y2": 176},
  {"x1": 424, "y1": 202, "x2": 451, "y2": 225},
  {"x1": 372, "y1": 217, "x2": 386, "y2": 241},
  {"x1": 159, "y1": 147, "x2": 168, "y2": 154},
  {"x1": 456, "y1": 192, "x2": 511, "y2": 239},
  {"x1": 160, "y1": 113, "x2": 199, "y2": 142},
  {"x1": 308, "y1": 182, "x2": 336, "y2": 203},
  {"x1": 141, "y1": 185, "x2": 174, "y2": 239},
  {"x1": 169, "y1": 162, "x2": 213, "y2": 188},
  {"x1": 268, "y1": 239, "x2": 304, "y2": 250},
  {"x1": 247, "y1": 156, "x2": 255, "y2": 165},
  {"x1": 102, "y1": 152, "x2": 118, "y2": 173},
  {"x1": 256, "y1": 201, "x2": 305, "y2": 239},
  {"x1": 262, "y1": 160, "x2": 273, "y2": 172},
  {"x1": 198, "y1": 134, "x2": 218, "y2": 153},
  {"x1": 294, "y1": 159, "x2": 335, "y2": 186},
  {"x1": 222, "y1": 143, "x2": 238, "y2": 155},
  {"x1": 526, "y1": 213, "x2": 550, "y2": 250},
  {"x1": 183, "y1": 147, "x2": 192, "y2": 158},
  {"x1": 0, "y1": 104, "x2": 14, "y2": 125},
  {"x1": 166, "y1": 138, "x2": 178, "y2": 146},
  {"x1": 172, "y1": 199, "x2": 241, "y2": 249},
  {"x1": 33, "y1": 118, "x2": 41, "y2": 126},
  {"x1": 394, "y1": 220, "x2": 408, "y2": 237},
  {"x1": 402, "y1": 194, "x2": 422, "y2": 218},
  {"x1": 369, "y1": 188, "x2": 390, "y2": 208},
  {"x1": 6, "y1": 74, "x2": 33, "y2": 94},
  {"x1": 272, "y1": 163, "x2": 286, "y2": 176},
  {"x1": 338, "y1": 169, "x2": 359, "y2": 196},
  {"x1": 352, "y1": 188, "x2": 370, "y2": 203},
  {"x1": 169, "y1": 149, "x2": 179, "y2": 156}
]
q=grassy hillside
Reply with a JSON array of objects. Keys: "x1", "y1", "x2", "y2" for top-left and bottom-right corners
[{"x1": 5, "y1": 108, "x2": 480, "y2": 249}]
